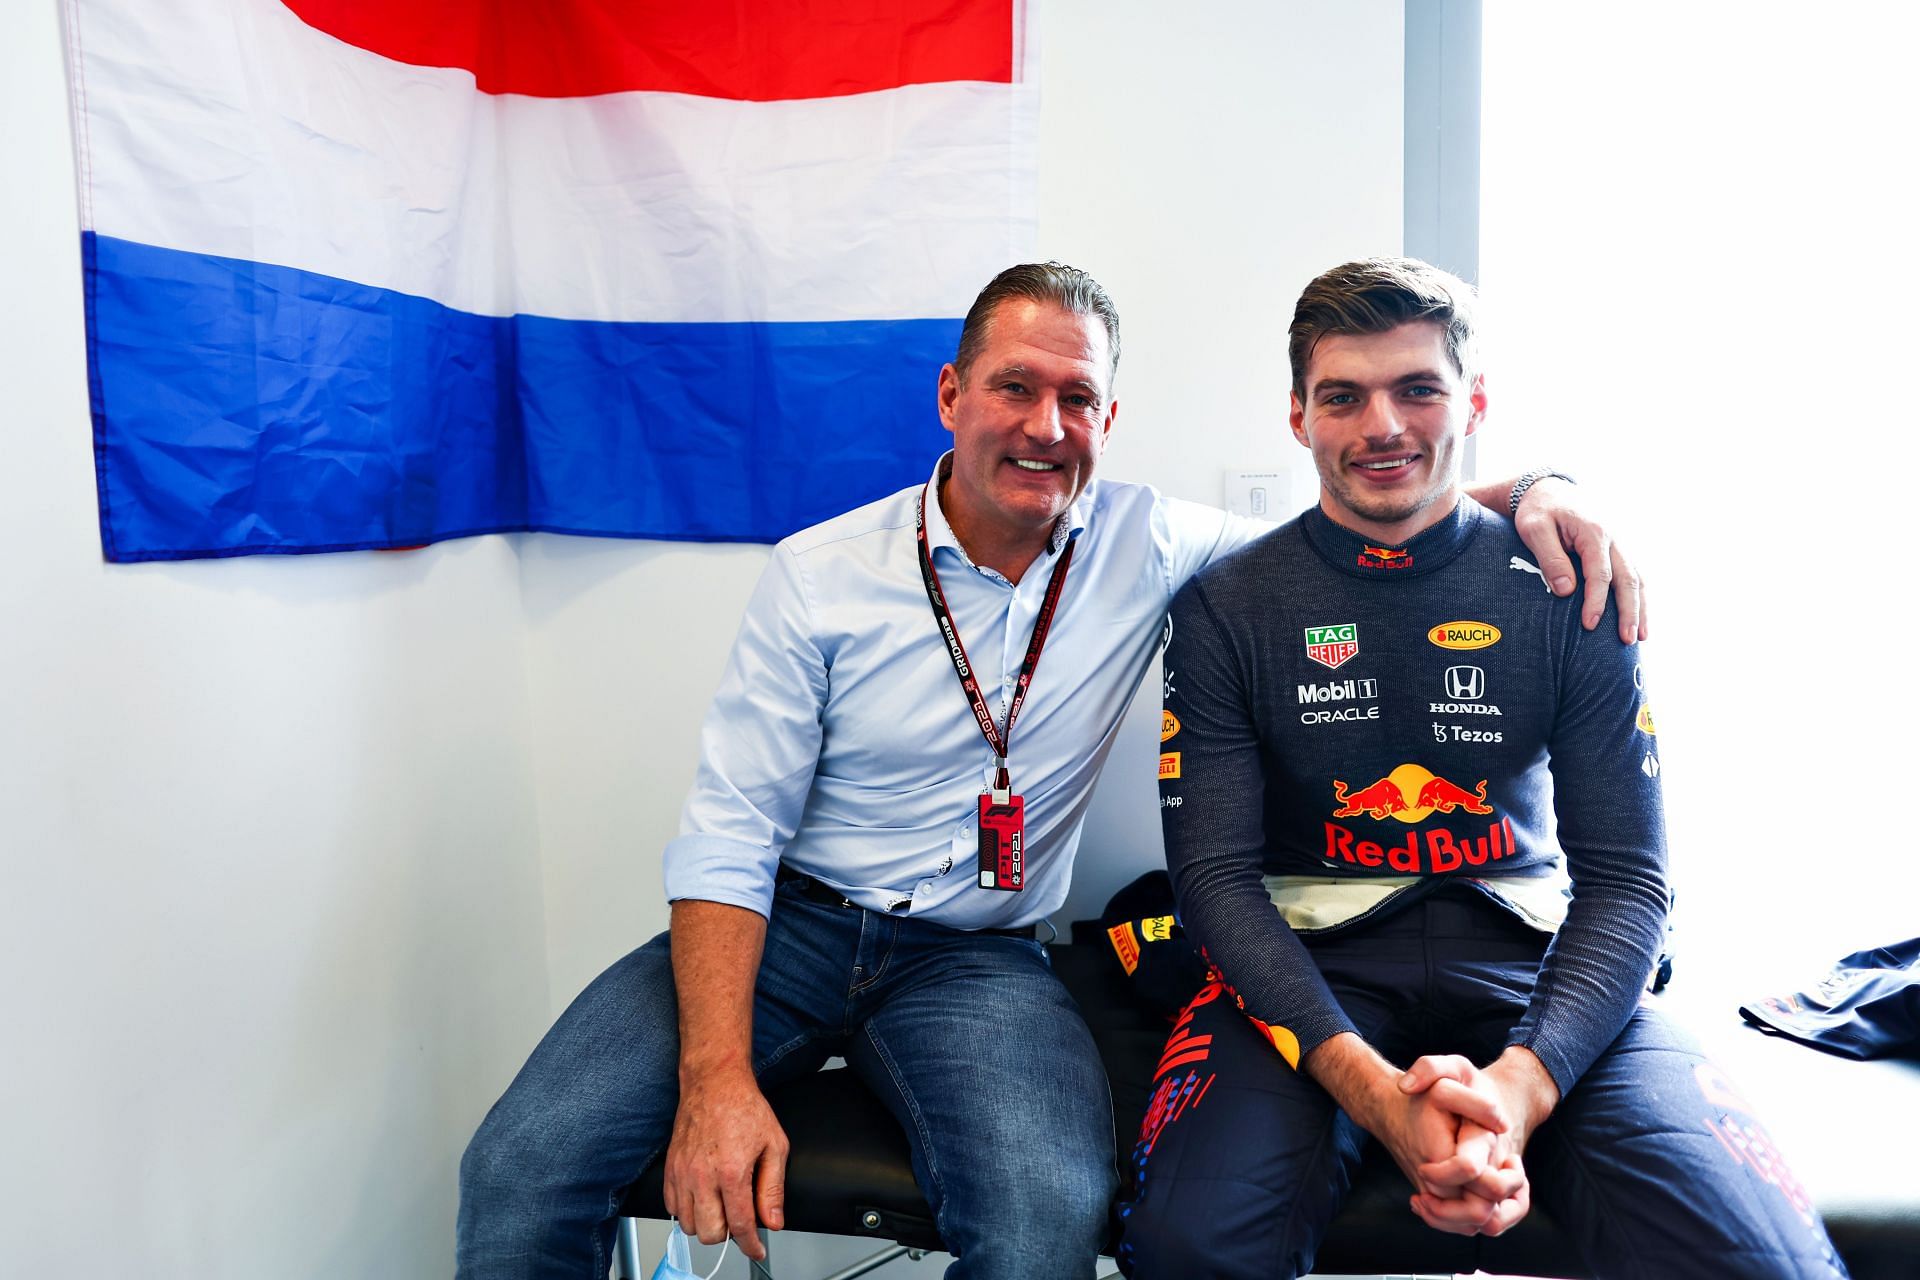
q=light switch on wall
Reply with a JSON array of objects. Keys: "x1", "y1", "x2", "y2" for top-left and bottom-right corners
[{"x1": 1224, "y1": 465, "x2": 1318, "y2": 521}]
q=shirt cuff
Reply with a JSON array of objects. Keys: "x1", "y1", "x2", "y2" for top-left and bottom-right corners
[
  {"x1": 663, "y1": 833, "x2": 781, "y2": 919},
  {"x1": 1507, "y1": 1028, "x2": 1582, "y2": 1098}
]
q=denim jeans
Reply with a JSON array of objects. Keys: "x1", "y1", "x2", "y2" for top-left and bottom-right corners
[{"x1": 457, "y1": 878, "x2": 1116, "y2": 1279}]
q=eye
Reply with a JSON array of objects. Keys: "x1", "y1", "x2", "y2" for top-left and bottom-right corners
[
  {"x1": 1324, "y1": 392, "x2": 1358, "y2": 407},
  {"x1": 1404, "y1": 385, "x2": 1443, "y2": 399},
  {"x1": 999, "y1": 380, "x2": 1029, "y2": 395},
  {"x1": 1065, "y1": 393, "x2": 1095, "y2": 409}
]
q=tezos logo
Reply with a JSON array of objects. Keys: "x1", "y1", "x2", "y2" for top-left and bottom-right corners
[{"x1": 1428, "y1": 621, "x2": 1501, "y2": 650}]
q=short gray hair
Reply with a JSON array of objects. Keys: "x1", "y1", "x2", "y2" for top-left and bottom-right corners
[{"x1": 954, "y1": 262, "x2": 1121, "y2": 383}]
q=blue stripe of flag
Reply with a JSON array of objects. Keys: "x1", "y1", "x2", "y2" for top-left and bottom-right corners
[{"x1": 82, "y1": 232, "x2": 958, "y2": 561}]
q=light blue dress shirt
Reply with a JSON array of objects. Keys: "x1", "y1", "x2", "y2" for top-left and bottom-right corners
[{"x1": 664, "y1": 454, "x2": 1261, "y2": 930}]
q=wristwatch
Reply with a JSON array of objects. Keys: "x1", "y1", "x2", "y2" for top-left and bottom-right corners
[{"x1": 1508, "y1": 467, "x2": 1575, "y2": 515}]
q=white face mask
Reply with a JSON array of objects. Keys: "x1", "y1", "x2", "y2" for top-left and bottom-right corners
[{"x1": 649, "y1": 1225, "x2": 730, "y2": 1280}]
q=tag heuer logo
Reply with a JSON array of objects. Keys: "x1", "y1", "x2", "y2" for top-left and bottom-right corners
[{"x1": 1304, "y1": 623, "x2": 1359, "y2": 670}]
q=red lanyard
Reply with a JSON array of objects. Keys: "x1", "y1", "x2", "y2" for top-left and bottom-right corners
[{"x1": 915, "y1": 483, "x2": 1076, "y2": 796}]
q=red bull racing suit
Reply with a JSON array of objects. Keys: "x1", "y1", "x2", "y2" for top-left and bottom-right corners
[{"x1": 1119, "y1": 499, "x2": 1846, "y2": 1279}]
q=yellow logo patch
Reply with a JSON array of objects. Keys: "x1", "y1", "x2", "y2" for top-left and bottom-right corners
[
  {"x1": 1161, "y1": 710, "x2": 1181, "y2": 741},
  {"x1": 1248, "y1": 1017, "x2": 1301, "y2": 1069},
  {"x1": 1428, "y1": 621, "x2": 1502, "y2": 650},
  {"x1": 1107, "y1": 921, "x2": 1141, "y2": 975},
  {"x1": 1636, "y1": 705, "x2": 1657, "y2": 735},
  {"x1": 1141, "y1": 915, "x2": 1174, "y2": 942},
  {"x1": 1158, "y1": 752, "x2": 1182, "y2": 780}
]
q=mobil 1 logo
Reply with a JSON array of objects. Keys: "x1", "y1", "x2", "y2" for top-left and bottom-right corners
[{"x1": 1298, "y1": 676, "x2": 1380, "y2": 726}]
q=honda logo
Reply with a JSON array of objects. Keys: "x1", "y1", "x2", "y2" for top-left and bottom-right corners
[{"x1": 1444, "y1": 666, "x2": 1485, "y2": 701}]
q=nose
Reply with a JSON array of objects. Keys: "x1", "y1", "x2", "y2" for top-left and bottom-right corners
[
  {"x1": 1359, "y1": 393, "x2": 1405, "y2": 443},
  {"x1": 1020, "y1": 395, "x2": 1066, "y2": 445}
]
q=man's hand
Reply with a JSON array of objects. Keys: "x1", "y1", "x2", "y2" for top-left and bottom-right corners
[
  {"x1": 662, "y1": 1069, "x2": 788, "y2": 1260},
  {"x1": 1306, "y1": 1036, "x2": 1519, "y2": 1236},
  {"x1": 666, "y1": 898, "x2": 782, "y2": 1261},
  {"x1": 1400, "y1": 1047, "x2": 1561, "y2": 1236},
  {"x1": 1510, "y1": 476, "x2": 1648, "y2": 643}
]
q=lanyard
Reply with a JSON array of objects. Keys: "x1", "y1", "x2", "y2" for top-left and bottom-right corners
[{"x1": 915, "y1": 483, "x2": 1076, "y2": 796}]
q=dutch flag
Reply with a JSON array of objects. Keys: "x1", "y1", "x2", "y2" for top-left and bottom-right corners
[{"x1": 64, "y1": 0, "x2": 1038, "y2": 561}]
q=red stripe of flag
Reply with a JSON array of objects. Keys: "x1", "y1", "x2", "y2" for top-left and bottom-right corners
[{"x1": 282, "y1": 0, "x2": 1016, "y2": 101}]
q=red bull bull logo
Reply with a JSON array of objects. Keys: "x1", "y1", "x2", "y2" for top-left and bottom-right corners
[
  {"x1": 1331, "y1": 764, "x2": 1492, "y2": 821},
  {"x1": 1357, "y1": 543, "x2": 1414, "y2": 571},
  {"x1": 1324, "y1": 764, "x2": 1513, "y2": 873}
]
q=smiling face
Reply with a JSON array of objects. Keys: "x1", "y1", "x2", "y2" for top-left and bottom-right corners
[
  {"x1": 936, "y1": 298, "x2": 1118, "y2": 569},
  {"x1": 1289, "y1": 320, "x2": 1486, "y2": 544}
]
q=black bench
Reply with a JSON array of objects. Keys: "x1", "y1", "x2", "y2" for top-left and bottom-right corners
[{"x1": 621, "y1": 941, "x2": 1918, "y2": 1277}]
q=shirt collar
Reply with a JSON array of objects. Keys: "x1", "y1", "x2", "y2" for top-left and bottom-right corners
[
  {"x1": 1299, "y1": 495, "x2": 1480, "y2": 579},
  {"x1": 923, "y1": 451, "x2": 1088, "y2": 567}
]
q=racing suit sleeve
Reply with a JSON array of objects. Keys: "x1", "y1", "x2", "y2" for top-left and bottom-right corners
[
  {"x1": 1506, "y1": 599, "x2": 1670, "y2": 1093},
  {"x1": 662, "y1": 542, "x2": 828, "y2": 919},
  {"x1": 1159, "y1": 577, "x2": 1358, "y2": 1063}
]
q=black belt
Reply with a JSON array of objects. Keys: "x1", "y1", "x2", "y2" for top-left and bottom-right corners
[{"x1": 777, "y1": 868, "x2": 1042, "y2": 940}]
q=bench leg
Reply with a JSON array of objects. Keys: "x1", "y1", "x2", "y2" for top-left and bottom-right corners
[{"x1": 615, "y1": 1217, "x2": 645, "y2": 1280}]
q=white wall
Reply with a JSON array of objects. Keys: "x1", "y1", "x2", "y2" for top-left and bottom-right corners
[
  {"x1": 1, "y1": 5, "x2": 552, "y2": 1276},
  {"x1": 2, "y1": 1, "x2": 1403, "y2": 1276}
]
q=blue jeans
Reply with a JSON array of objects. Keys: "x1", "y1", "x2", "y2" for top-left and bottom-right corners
[{"x1": 457, "y1": 879, "x2": 1116, "y2": 1279}]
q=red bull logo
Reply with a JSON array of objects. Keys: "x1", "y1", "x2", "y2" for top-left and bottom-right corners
[
  {"x1": 1331, "y1": 764, "x2": 1492, "y2": 821},
  {"x1": 1357, "y1": 543, "x2": 1413, "y2": 571},
  {"x1": 1324, "y1": 764, "x2": 1513, "y2": 873}
]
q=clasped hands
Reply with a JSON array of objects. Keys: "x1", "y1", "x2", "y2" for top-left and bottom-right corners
[{"x1": 1375, "y1": 1047, "x2": 1559, "y2": 1237}]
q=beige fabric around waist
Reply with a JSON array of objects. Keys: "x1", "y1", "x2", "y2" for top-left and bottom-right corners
[{"x1": 1263, "y1": 868, "x2": 1573, "y2": 935}]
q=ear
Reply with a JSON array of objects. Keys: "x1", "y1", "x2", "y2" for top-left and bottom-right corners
[
  {"x1": 936, "y1": 363, "x2": 961, "y2": 434},
  {"x1": 1465, "y1": 373, "x2": 1487, "y2": 437},
  {"x1": 1097, "y1": 397, "x2": 1119, "y2": 452},
  {"x1": 1289, "y1": 391, "x2": 1310, "y2": 448}
]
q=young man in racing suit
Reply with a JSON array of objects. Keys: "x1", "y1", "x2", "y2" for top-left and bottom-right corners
[{"x1": 1117, "y1": 257, "x2": 1846, "y2": 1279}]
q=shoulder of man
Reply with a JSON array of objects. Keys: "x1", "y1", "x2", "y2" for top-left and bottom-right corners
[{"x1": 778, "y1": 482, "x2": 920, "y2": 560}]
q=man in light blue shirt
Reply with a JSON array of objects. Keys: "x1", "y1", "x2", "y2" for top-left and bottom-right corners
[{"x1": 457, "y1": 263, "x2": 1641, "y2": 1279}]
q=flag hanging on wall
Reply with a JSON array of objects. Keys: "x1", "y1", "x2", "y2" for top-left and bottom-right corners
[{"x1": 62, "y1": 0, "x2": 1037, "y2": 562}]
